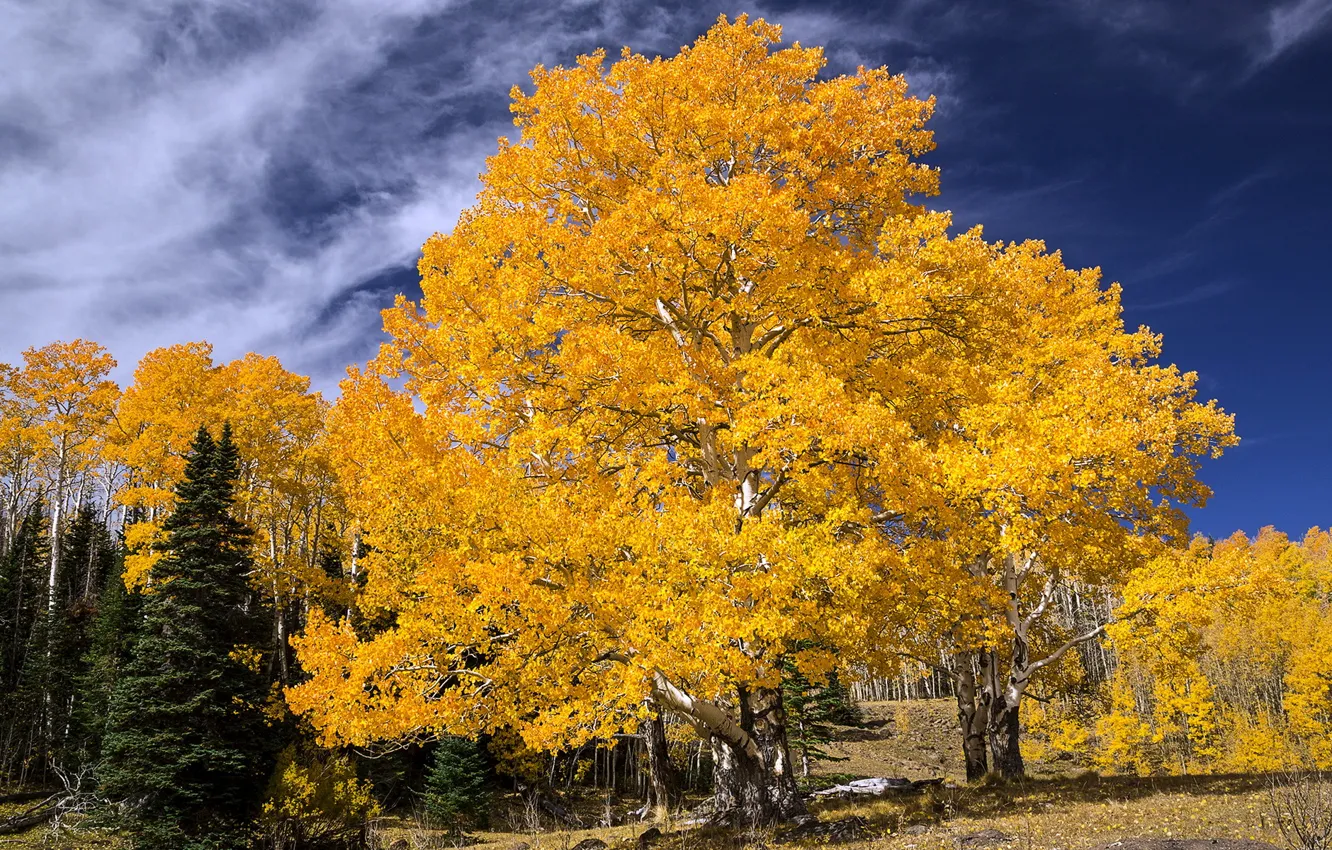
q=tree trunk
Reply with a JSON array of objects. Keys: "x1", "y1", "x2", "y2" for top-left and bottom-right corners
[
  {"x1": 648, "y1": 671, "x2": 804, "y2": 824},
  {"x1": 643, "y1": 710, "x2": 678, "y2": 814},
  {"x1": 990, "y1": 553, "x2": 1030, "y2": 780},
  {"x1": 710, "y1": 685, "x2": 804, "y2": 826},
  {"x1": 47, "y1": 438, "x2": 69, "y2": 612},
  {"x1": 797, "y1": 718, "x2": 810, "y2": 778},
  {"x1": 987, "y1": 697, "x2": 1024, "y2": 780},
  {"x1": 47, "y1": 500, "x2": 61, "y2": 611},
  {"x1": 953, "y1": 656, "x2": 989, "y2": 782}
]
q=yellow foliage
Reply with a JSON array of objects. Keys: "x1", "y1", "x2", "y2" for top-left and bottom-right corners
[
  {"x1": 1221, "y1": 712, "x2": 1293, "y2": 774},
  {"x1": 110, "y1": 342, "x2": 349, "y2": 605},
  {"x1": 286, "y1": 15, "x2": 1234, "y2": 759},
  {"x1": 1094, "y1": 675, "x2": 1157, "y2": 775},
  {"x1": 0, "y1": 339, "x2": 119, "y2": 539},
  {"x1": 488, "y1": 727, "x2": 548, "y2": 784},
  {"x1": 260, "y1": 744, "x2": 379, "y2": 848},
  {"x1": 1094, "y1": 710, "x2": 1155, "y2": 776},
  {"x1": 1026, "y1": 699, "x2": 1093, "y2": 764},
  {"x1": 228, "y1": 645, "x2": 264, "y2": 674},
  {"x1": 122, "y1": 518, "x2": 166, "y2": 588},
  {"x1": 1284, "y1": 610, "x2": 1332, "y2": 767},
  {"x1": 1095, "y1": 527, "x2": 1332, "y2": 775}
]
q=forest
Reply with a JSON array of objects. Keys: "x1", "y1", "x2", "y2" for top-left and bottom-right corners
[{"x1": 2, "y1": 15, "x2": 1329, "y2": 850}]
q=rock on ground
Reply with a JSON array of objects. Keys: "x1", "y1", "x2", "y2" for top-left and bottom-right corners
[
  {"x1": 776, "y1": 815, "x2": 869, "y2": 844},
  {"x1": 954, "y1": 829, "x2": 1017, "y2": 848}
]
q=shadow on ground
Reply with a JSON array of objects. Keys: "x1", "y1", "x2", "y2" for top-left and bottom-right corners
[{"x1": 812, "y1": 771, "x2": 1286, "y2": 832}]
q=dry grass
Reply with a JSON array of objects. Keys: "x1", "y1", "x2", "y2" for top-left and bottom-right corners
[
  {"x1": 0, "y1": 799, "x2": 121, "y2": 848},
  {"x1": 815, "y1": 700, "x2": 1080, "y2": 784},
  {"x1": 381, "y1": 775, "x2": 1288, "y2": 850},
  {"x1": 2, "y1": 700, "x2": 1322, "y2": 848},
  {"x1": 817, "y1": 773, "x2": 1287, "y2": 848}
]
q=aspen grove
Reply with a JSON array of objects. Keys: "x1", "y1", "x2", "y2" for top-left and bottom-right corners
[{"x1": 19, "y1": 14, "x2": 1332, "y2": 846}]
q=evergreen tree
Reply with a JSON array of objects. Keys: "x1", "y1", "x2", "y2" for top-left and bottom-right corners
[
  {"x1": 0, "y1": 504, "x2": 49, "y2": 781},
  {"x1": 423, "y1": 736, "x2": 491, "y2": 831},
  {"x1": 782, "y1": 657, "x2": 857, "y2": 779},
  {"x1": 45, "y1": 505, "x2": 117, "y2": 767},
  {"x1": 100, "y1": 424, "x2": 275, "y2": 849},
  {"x1": 0, "y1": 504, "x2": 117, "y2": 781},
  {"x1": 0, "y1": 504, "x2": 48, "y2": 691},
  {"x1": 70, "y1": 545, "x2": 135, "y2": 766},
  {"x1": 5, "y1": 601, "x2": 53, "y2": 783}
]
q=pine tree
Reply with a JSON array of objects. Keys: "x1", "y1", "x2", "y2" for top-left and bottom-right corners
[
  {"x1": 0, "y1": 504, "x2": 47, "y2": 692},
  {"x1": 0, "y1": 504, "x2": 50, "y2": 781},
  {"x1": 5, "y1": 603, "x2": 53, "y2": 784},
  {"x1": 423, "y1": 736, "x2": 491, "y2": 831},
  {"x1": 782, "y1": 657, "x2": 856, "y2": 780},
  {"x1": 70, "y1": 545, "x2": 135, "y2": 767},
  {"x1": 45, "y1": 505, "x2": 117, "y2": 767},
  {"x1": 100, "y1": 424, "x2": 275, "y2": 849},
  {"x1": 0, "y1": 504, "x2": 118, "y2": 781}
]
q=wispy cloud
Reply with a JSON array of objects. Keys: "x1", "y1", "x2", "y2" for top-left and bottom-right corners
[
  {"x1": 1120, "y1": 166, "x2": 1277, "y2": 303},
  {"x1": 1057, "y1": 0, "x2": 1332, "y2": 93},
  {"x1": 939, "y1": 177, "x2": 1086, "y2": 242},
  {"x1": 16, "y1": 0, "x2": 1306, "y2": 395},
  {"x1": 1207, "y1": 166, "x2": 1282, "y2": 208},
  {"x1": 1170, "y1": 165, "x2": 1282, "y2": 243},
  {"x1": 1254, "y1": 0, "x2": 1332, "y2": 67},
  {"x1": 1126, "y1": 249, "x2": 1199, "y2": 284},
  {"x1": 0, "y1": 0, "x2": 480, "y2": 391},
  {"x1": 0, "y1": 0, "x2": 965, "y2": 393},
  {"x1": 1126, "y1": 280, "x2": 1238, "y2": 311}
]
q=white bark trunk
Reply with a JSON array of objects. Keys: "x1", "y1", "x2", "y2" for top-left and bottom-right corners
[{"x1": 649, "y1": 670, "x2": 760, "y2": 759}]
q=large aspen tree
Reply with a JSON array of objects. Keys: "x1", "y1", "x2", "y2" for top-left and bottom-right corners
[
  {"x1": 285, "y1": 15, "x2": 1219, "y2": 822},
  {"x1": 291, "y1": 17, "x2": 957, "y2": 824}
]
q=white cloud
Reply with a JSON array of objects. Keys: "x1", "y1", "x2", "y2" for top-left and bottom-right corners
[
  {"x1": 1126, "y1": 280, "x2": 1238, "y2": 311},
  {"x1": 0, "y1": 0, "x2": 953, "y2": 394},
  {"x1": 1256, "y1": 0, "x2": 1332, "y2": 66},
  {"x1": 0, "y1": 0, "x2": 476, "y2": 391}
]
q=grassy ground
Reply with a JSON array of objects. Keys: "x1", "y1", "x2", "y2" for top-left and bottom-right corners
[
  {"x1": 2, "y1": 700, "x2": 1310, "y2": 848},
  {"x1": 378, "y1": 701, "x2": 1296, "y2": 849},
  {"x1": 814, "y1": 772, "x2": 1285, "y2": 848},
  {"x1": 0, "y1": 798, "x2": 121, "y2": 848},
  {"x1": 794, "y1": 700, "x2": 1288, "y2": 847},
  {"x1": 379, "y1": 774, "x2": 1289, "y2": 850},
  {"x1": 817, "y1": 699, "x2": 1079, "y2": 783}
]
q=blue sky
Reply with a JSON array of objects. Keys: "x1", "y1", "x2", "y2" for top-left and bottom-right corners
[{"x1": 1, "y1": 0, "x2": 1329, "y2": 538}]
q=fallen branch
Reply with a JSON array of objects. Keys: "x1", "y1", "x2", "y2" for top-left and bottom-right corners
[{"x1": 0, "y1": 794, "x2": 58, "y2": 835}]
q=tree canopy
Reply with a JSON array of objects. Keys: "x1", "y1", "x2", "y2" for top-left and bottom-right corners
[{"x1": 287, "y1": 14, "x2": 1234, "y2": 822}]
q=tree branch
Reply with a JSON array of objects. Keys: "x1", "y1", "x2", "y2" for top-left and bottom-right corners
[{"x1": 1026, "y1": 624, "x2": 1108, "y2": 675}]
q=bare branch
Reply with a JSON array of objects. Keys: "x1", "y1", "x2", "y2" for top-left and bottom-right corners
[{"x1": 1027, "y1": 624, "x2": 1108, "y2": 675}]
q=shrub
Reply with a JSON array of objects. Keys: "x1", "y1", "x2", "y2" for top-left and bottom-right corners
[
  {"x1": 1268, "y1": 770, "x2": 1332, "y2": 850},
  {"x1": 259, "y1": 744, "x2": 380, "y2": 850}
]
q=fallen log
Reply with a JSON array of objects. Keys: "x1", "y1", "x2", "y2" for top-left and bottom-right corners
[
  {"x1": 536, "y1": 792, "x2": 584, "y2": 828},
  {"x1": 0, "y1": 793, "x2": 58, "y2": 835},
  {"x1": 808, "y1": 776, "x2": 944, "y2": 800},
  {"x1": 776, "y1": 815, "x2": 869, "y2": 844}
]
